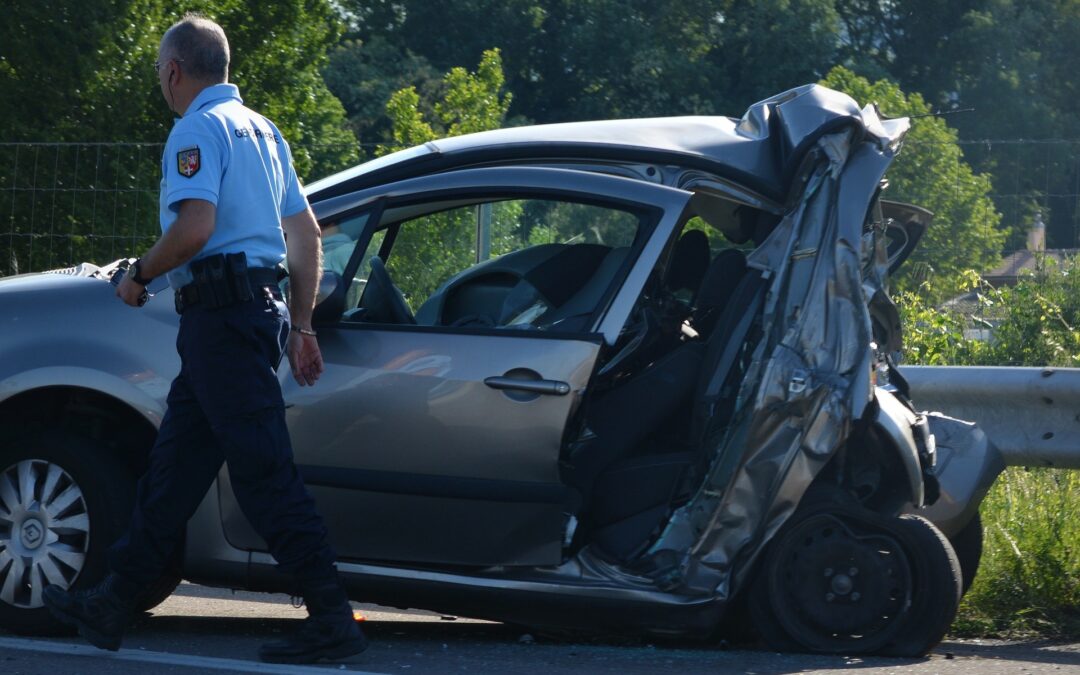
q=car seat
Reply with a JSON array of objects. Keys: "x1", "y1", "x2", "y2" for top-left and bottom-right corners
[
  {"x1": 692, "y1": 248, "x2": 748, "y2": 337},
  {"x1": 535, "y1": 246, "x2": 631, "y2": 331},
  {"x1": 568, "y1": 250, "x2": 754, "y2": 561},
  {"x1": 663, "y1": 229, "x2": 710, "y2": 303}
]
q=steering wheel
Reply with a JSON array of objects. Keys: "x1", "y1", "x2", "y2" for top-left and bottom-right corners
[{"x1": 362, "y1": 256, "x2": 416, "y2": 324}]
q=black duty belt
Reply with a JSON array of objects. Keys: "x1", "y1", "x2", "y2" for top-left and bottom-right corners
[{"x1": 175, "y1": 266, "x2": 284, "y2": 314}]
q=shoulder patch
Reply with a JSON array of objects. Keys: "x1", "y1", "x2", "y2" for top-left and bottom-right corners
[{"x1": 177, "y1": 146, "x2": 201, "y2": 178}]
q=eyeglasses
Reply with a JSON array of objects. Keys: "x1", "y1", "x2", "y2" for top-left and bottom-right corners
[{"x1": 153, "y1": 58, "x2": 184, "y2": 73}]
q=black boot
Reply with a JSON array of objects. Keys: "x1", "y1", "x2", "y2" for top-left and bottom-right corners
[
  {"x1": 42, "y1": 573, "x2": 139, "y2": 651},
  {"x1": 258, "y1": 578, "x2": 368, "y2": 664}
]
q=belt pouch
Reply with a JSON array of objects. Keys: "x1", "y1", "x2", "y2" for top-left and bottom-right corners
[
  {"x1": 227, "y1": 252, "x2": 254, "y2": 304},
  {"x1": 191, "y1": 254, "x2": 232, "y2": 309}
]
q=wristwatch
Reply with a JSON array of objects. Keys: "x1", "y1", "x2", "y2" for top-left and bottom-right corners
[{"x1": 129, "y1": 259, "x2": 154, "y2": 286}]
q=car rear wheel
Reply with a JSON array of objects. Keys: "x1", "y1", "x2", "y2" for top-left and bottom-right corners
[
  {"x1": 749, "y1": 504, "x2": 961, "y2": 656},
  {"x1": 878, "y1": 515, "x2": 962, "y2": 657},
  {"x1": 0, "y1": 428, "x2": 177, "y2": 634}
]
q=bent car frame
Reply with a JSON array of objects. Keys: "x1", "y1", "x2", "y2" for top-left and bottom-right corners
[{"x1": 0, "y1": 84, "x2": 1003, "y2": 655}]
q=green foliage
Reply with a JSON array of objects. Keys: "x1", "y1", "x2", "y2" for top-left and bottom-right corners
[
  {"x1": 894, "y1": 296, "x2": 985, "y2": 367},
  {"x1": 0, "y1": 0, "x2": 357, "y2": 275},
  {"x1": 328, "y1": 1, "x2": 1080, "y2": 254},
  {"x1": 374, "y1": 49, "x2": 515, "y2": 306},
  {"x1": 332, "y1": 0, "x2": 842, "y2": 130},
  {"x1": 714, "y1": 0, "x2": 842, "y2": 108},
  {"x1": 899, "y1": 258, "x2": 1080, "y2": 367},
  {"x1": 954, "y1": 467, "x2": 1080, "y2": 637},
  {"x1": 323, "y1": 35, "x2": 441, "y2": 150},
  {"x1": 834, "y1": 0, "x2": 1080, "y2": 250},
  {"x1": 0, "y1": 143, "x2": 163, "y2": 276},
  {"x1": 0, "y1": 0, "x2": 356, "y2": 180},
  {"x1": 377, "y1": 49, "x2": 511, "y2": 156},
  {"x1": 822, "y1": 67, "x2": 1005, "y2": 299},
  {"x1": 899, "y1": 266, "x2": 1080, "y2": 637},
  {"x1": 0, "y1": 1, "x2": 132, "y2": 141},
  {"x1": 382, "y1": 87, "x2": 438, "y2": 151},
  {"x1": 982, "y1": 260, "x2": 1080, "y2": 367},
  {"x1": 437, "y1": 50, "x2": 513, "y2": 137}
]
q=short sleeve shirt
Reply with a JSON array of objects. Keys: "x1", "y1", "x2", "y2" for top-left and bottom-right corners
[
  {"x1": 320, "y1": 232, "x2": 355, "y2": 276},
  {"x1": 159, "y1": 83, "x2": 308, "y2": 288}
]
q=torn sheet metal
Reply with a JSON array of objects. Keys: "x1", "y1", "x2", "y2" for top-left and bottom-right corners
[{"x1": 643, "y1": 97, "x2": 910, "y2": 599}]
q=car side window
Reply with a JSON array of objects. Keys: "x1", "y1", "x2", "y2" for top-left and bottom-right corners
[
  {"x1": 361, "y1": 198, "x2": 643, "y2": 330},
  {"x1": 320, "y1": 213, "x2": 384, "y2": 310}
]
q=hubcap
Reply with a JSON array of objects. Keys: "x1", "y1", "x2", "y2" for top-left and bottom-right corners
[
  {"x1": 829, "y1": 572, "x2": 854, "y2": 596},
  {"x1": 21, "y1": 518, "x2": 44, "y2": 549},
  {"x1": 0, "y1": 459, "x2": 90, "y2": 608}
]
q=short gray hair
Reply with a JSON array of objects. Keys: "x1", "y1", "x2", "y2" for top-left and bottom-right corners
[{"x1": 162, "y1": 13, "x2": 230, "y2": 83}]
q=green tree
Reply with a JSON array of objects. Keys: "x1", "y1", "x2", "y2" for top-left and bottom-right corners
[
  {"x1": 376, "y1": 49, "x2": 515, "y2": 307},
  {"x1": 822, "y1": 66, "x2": 1005, "y2": 298},
  {"x1": 323, "y1": 35, "x2": 442, "y2": 154},
  {"x1": 0, "y1": 1, "x2": 130, "y2": 141},
  {"x1": 0, "y1": 1, "x2": 358, "y2": 275},
  {"x1": 712, "y1": 0, "x2": 843, "y2": 109},
  {"x1": 333, "y1": 0, "x2": 843, "y2": 130},
  {"x1": 377, "y1": 49, "x2": 512, "y2": 156},
  {"x1": 833, "y1": 0, "x2": 1080, "y2": 250},
  {"x1": 0, "y1": 0, "x2": 357, "y2": 179}
]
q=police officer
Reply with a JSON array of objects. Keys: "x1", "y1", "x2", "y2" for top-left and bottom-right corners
[{"x1": 42, "y1": 14, "x2": 366, "y2": 664}]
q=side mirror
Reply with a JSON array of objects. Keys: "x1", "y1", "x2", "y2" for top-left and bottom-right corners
[{"x1": 880, "y1": 201, "x2": 931, "y2": 275}]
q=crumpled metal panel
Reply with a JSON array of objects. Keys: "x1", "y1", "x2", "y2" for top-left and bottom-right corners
[{"x1": 646, "y1": 99, "x2": 908, "y2": 600}]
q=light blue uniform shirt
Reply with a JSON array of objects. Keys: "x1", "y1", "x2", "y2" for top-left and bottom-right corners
[{"x1": 159, "y1": 83, "x2": 308, "y2": 288}]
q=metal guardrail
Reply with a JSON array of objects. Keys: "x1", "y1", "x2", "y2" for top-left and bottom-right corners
[{"x1": 902, "y1": 365, "x2": 1080, "y2": 469}]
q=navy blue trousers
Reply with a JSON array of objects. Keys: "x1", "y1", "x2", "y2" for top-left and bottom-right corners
[{"x1": 109, "y1": 291, "x2": 337, "y2": 586}]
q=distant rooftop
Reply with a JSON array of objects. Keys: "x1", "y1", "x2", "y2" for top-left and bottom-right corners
[{"x1": 982, "y1": 248, "x2": 1080, "y2": 287}]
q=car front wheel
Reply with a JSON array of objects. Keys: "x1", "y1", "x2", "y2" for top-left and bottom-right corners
[{"x1": 0, "y1": 429, "x2": 137, "y2": 634}]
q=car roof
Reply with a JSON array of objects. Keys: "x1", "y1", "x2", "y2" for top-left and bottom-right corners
[{"x1": 306, "y1": 83, "x2": 910, "y2": 204}]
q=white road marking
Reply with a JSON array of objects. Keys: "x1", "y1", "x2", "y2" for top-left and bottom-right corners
[{"x1": 0, "y1": 636, "x2": 386, "y2": 674}]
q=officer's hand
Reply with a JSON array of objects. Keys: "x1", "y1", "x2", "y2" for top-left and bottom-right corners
[
  {"x1": 116, "y1": 274, "x2": 148, "y2": 307},
  {"x1": 288, "y1": 331, "x2": 324, "y2": 386}
]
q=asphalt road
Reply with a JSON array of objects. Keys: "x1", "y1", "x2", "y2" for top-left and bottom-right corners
[{"x1": 1, "y1": 583, "x2": 1078, "y2": 674}]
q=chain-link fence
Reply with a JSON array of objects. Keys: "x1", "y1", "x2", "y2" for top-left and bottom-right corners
[
  {"x1": 0, "y1": 142, "x2": 370, "y2": 277},
  {"x1": 3, "y1": 139, "x2": 1080, "y2": 277},
  {"x1": 951, "y1": 138, "x2": 1080, "y2": 249},
  {"x1": 0, "y1": 143, "x2": 163, "y2": 276}
]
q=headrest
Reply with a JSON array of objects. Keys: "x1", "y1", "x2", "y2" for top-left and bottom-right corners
[{"x1": 665, "y1": 229, "x2": 710, "y2": 295}]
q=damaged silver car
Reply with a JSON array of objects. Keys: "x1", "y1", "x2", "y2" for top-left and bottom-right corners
[{"x1": 0, "y1": 84, "x2": 1003, "y2": 655}]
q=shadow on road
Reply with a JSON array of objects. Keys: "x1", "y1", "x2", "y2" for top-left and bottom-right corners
[
  {"x1": 5, "y1": 607, "x2": 1078, "y2": 675},
  {"x1": 128, "y1": 609, "x2": 1080, "y2": 673},
  {"x1": 940, "y1": 639, "x2": 1080, "y2": 668}
]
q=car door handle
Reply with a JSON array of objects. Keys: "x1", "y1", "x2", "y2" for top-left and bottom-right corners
[{"x1": 484, "y1": 376, "x2": 571, "y2": 396}]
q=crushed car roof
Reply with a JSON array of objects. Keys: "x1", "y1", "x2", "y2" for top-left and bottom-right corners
[{"x1": 306, "y1": 84, "x2": 909, "y2": 204}]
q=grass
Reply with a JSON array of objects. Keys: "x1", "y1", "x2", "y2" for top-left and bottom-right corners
[{"x1": 952, "y1": 467, "x2": 1080, "y2": 638}]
